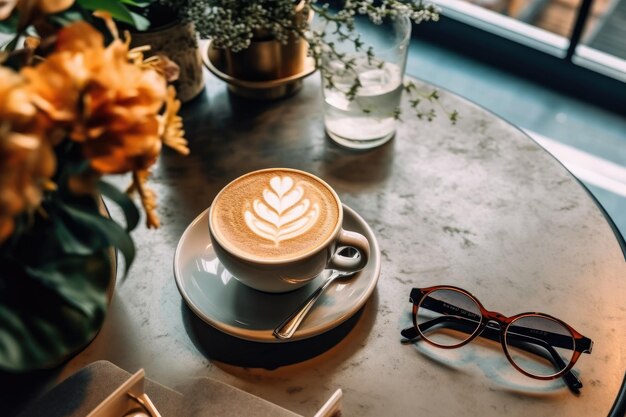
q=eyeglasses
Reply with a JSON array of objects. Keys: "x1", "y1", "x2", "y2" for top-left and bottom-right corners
[{"x1": 400, "y1": 285, "x2": 593, "y2": 394}]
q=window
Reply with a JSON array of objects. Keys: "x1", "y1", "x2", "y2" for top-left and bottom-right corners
[{"x1": 431, "y1": 0, "x2": 626, "y2": 82}]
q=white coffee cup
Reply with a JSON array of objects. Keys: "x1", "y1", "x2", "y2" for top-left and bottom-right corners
[{"x1": 208, "y1": 168, "x2": 370, "y2": 293}]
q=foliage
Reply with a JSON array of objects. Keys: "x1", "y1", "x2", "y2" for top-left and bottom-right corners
[{"x1": 0, "y1": 8, "x2": 188, "y2": 371}]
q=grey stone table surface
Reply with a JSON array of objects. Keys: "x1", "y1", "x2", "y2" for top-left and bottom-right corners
[{"x1": 42, "y1": 70, "x2": 626, "y2": 416}]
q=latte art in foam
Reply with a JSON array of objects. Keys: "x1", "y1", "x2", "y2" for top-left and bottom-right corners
[
  {"x1": 210, "y1": 169, "x2": 341, "y2": 261},
  {"x1": 244, "y1": 176, "x2": 320, "y2": 245}
]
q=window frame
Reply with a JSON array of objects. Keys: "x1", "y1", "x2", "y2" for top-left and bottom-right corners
[{"x1": 411, "y1": 0, "x2": 626, "y2": 116}]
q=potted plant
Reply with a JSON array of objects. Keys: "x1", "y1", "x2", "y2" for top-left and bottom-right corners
[{"x1": 0, "y1": 6, "x2": 189, "y2": 372}]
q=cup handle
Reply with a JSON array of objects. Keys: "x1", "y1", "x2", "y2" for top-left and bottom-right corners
[{"x1": 327, "y1": 229, "x2": 370, "y2": 272}]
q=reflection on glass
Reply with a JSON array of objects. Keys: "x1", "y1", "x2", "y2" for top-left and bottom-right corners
[
  {"x1": 575, "y1": 0, "x2": 626, "y2": 79},
  {"x1": 436, "y1": 0, "x2": 626, "y2": 77},
  {"x1": 580, "y1": 0, "x2": 626, "y2": 60},
  {"x1": 439, "y1": 0, "x2": 582, "y2": 37}
]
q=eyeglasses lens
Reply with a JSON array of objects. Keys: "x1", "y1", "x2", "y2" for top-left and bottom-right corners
[
  {"x1": 416, "y1": 289, "x2": 482, "y2": 347},
  {"x1": 505, "y1": 315, "x2": 575, "y2": 377}
]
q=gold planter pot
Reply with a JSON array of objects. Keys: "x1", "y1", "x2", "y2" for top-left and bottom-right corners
[
  {"x1": 202, "y1": 3, "x2": 316, "y2": 100},
  {"x1": 224, "y1": 32, "x2": 309, "y2": 82},
  {"x1": 202, "y1": 41, "x2": 316, "y2": 100}
]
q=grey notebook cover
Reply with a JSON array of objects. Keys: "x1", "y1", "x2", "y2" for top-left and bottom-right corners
[
  {"x1": 17, "y1": 360, "x2": 302, "y2": 417},
  {"x1": 17, "y1": 361, "x2": 183, "y2": 417},
  {"x1": 177, "y1": 377, "x2": 302, "y2": 417}
]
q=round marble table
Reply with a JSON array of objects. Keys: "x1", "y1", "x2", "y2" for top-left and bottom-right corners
[{"x1": 20, "y1": 68, "x2": 626, "y2": 416}]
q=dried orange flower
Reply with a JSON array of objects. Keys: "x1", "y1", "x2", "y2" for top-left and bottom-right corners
[
  {"x1": 159, "y1": 86, "x2": 189, "y2": 156},
  {"x1": 124, "y1": 87, "x2": 189, "y2": 229},
  {"x1": 127, "y1": 169, "x2": 160, "y2": 228},
  {"x1": 130, "y1": 48, "x2": 180, "y2": 83},
  {"x1": 0, "y1": 12, "x2": 190, "y2": 235},
  {"x1": 20, "y1": 15, "x2": 188, "y2": 229},
  {"x1": 0, "y1": 67, "x2": 36, "y2": 122},
  {"x1": 0, "y1": 67, "x2": 55, "y2": 242},
  {"x1": 21, "y1": 53, "x2": 84, "y2": 127},
  {"x1": 20, "y1": 0, "x2": 73, "y2": 15}
]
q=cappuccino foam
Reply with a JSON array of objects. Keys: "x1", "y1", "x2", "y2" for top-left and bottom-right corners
[{"x1": 210, "y1": 169, "x2": 341, "y2": 261}]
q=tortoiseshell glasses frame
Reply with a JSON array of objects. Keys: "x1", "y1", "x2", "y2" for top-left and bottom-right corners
[{"x1": 400, "y1": 285, "x2": 593, "y2": 394}]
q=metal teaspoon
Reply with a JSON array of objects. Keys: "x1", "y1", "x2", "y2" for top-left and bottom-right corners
[{"x1": 273, "y1": 268, "x2": 359, "y2": 340}]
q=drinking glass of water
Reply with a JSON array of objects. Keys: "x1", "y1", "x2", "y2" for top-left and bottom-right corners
[{"x1": 319, "y1": 15, "x2": 411, "y2": 149}]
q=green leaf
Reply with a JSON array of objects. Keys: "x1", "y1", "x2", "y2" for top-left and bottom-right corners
[
  {"x1": 77, "y1": 0, "x2": 150, "y2": 30},
  {"x1": 55, "y1": 200, "x2": 135, "y2": 275},
  {"x1": 1, "y1": 35, "x2": 19, "y2": 52},
  {"x1": 54, "y1": 152, "x2": 90, "y2": 191},
  {"x1": 128, "y1": 10, "x2": 150, "y2": 30},
  {"x1": 25, "y1": 255, "x2": 110, "y2": 317},
  {"x1": 0, "y1": 14, "x2": 18, "y2": 34},
  {"x1": 0, "y1": 252, "x2": 111, "y2": 372},
  {"x1": 119, "y1": 0, "x2": 154, "y2": 7},
  {"x1": 98, "y1": 180, "x2": 140, "y2": 232},
  {"x1": 53, "y1": 206, "x2": 102, "y2": 256},
  {"x1": 48, "y1": 10, "x2": 86, "y2": 26}
]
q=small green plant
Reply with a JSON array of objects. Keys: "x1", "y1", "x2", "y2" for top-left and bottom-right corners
[{"x1": 404, "y1": 81, "x2": 459, "y2": 123}]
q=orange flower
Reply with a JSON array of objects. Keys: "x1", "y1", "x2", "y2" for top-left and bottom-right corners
[
  {"x1": 75, "y1": 40, "x2": 168, "y2": 174},
  {"x1": 20, "y1": 0, "x2": 73, "y2": 15},
  {"x1": 21, "y1": 21, "x2": 104, "y2": 129},
  {"x1": 127, "y1": 169, "x2": 160, "y2": 228},
  {"x1": 0, "y1": 67, "x2": 55, "y2": 242},
  {"x1": 21, "y1": 53, "x2": 84, "y2": 126},
  {"x1": 0, "y1": 67, "x2": 36, "y2": 122},
  {"x1": 15, "y1": 16, "x2": 189, "y2": 230},
  {"x1": 24, "y1": 20, "x2": 169, "y2": 174},
  {"x1": 129, "y1": 47, "x2": 180, "y2": 83},
  {"x1": 159, "y1": 86, "x2": 189, "y2": 156}
]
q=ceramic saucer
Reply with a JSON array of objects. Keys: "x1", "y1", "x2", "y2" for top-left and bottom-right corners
[
  {"x1": 174, "y1": 204, "x2": 381, "y2": 343},
  {"x1": 201, "y1": 41, "x2": 317, "y2": 100}
]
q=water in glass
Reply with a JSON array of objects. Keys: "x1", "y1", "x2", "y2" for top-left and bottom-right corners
[{"x1": 323, "y1": 55, "x2": 403, "y2": 149}]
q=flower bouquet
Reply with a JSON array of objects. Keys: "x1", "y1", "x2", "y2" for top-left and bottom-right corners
[{"x1": 0, "y1": 7, "x2": 188, "y2": 371}]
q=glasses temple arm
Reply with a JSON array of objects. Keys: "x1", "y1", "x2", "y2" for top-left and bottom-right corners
[{"x1": 507, "y1": 324, "x2": 592, "y2": 352}]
